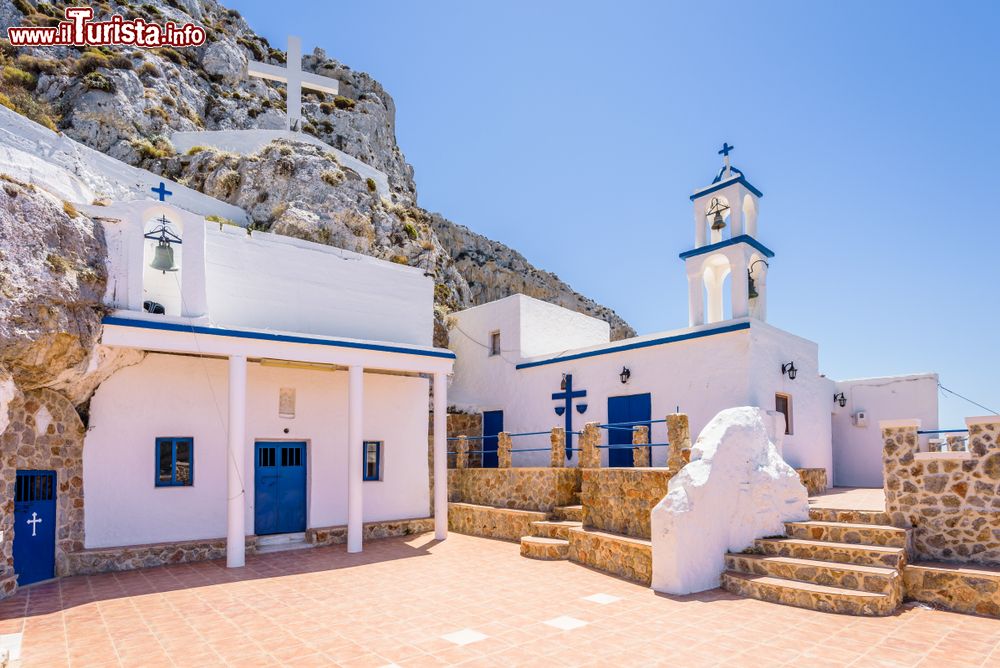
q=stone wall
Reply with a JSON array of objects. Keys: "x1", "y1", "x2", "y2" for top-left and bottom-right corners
[
  {"x1": 448, "y1": 502, "x2": 547, "y2": 542},
  {"x1": 448, "y1": 468, "x2": 581, "y2": 512},
  {"x1": 582, "y1": 468, "x2": 673, "y2": 539},
  {"x1": 307, "y1": 518, "x2": 434, "y2": 546},
  {"x1": 67, "y1": 536, "x2": 258, "y2": 576},
  {"x1": 568, "y1": 528, "x2": 652, "y2": 585},
  {"x1": 0, "y1": 389, "x2": 85, "y2": 599},
  {"x1": 883, "y1": 418, "x2": 1000, "y2": 564},
  {"x1": 428, "y1": 411, "x2": 483, "y2": 517},
  {"x1": 903, "y1": 563, "x2": 1000, "y2": 618},
  {"x1": 797, "y1": 468, "x2": 828, "y2": 496}
]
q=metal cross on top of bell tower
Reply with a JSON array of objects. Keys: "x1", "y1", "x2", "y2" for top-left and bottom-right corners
[{"x1": 718, "y1": 142, "x2": 735, "y2": 176}]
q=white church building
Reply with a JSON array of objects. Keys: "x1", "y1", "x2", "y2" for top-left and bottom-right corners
[
  {"x1": 80, "y1": 196, "x2": 454, "y2": 566},
  {"x1": 447, "y1": 149, "x2": 938, "y2": 484}
]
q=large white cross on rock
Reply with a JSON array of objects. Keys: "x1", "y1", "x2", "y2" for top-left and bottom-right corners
[{"x1": 247, "y1": 35, "x2": 340, "y2": 132}]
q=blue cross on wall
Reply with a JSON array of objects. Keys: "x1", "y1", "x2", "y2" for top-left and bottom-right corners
[
  {"x1": 552, "y1": 374, "x2": 586, "y2": 460},
  {"x1": 151, "y1": 181, "x2": 173, "y2": 201}
]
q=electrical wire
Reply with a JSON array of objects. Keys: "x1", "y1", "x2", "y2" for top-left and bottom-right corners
[{"x1": 938, "y1": 383, "x2": 999, "y2": 416}]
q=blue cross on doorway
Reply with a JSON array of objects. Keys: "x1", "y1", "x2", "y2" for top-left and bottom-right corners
[
  {"x1": 151, "y1": 181, "x2": 173, "y2": 201},
  {"x1": 552, "y1": 374, "x2": 586, "y2": 460}
]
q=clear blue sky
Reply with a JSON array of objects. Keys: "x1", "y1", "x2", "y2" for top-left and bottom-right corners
[{"x1": 231, "y1": 1, "x2": 999, "y2": 428}]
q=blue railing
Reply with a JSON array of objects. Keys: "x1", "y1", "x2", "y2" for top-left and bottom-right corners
[{"x1": 917, "y1": 429, "x2": 969, "y2": 434}]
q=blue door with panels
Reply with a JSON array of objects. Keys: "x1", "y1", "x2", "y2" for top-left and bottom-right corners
[
  {"x1": 14, "y1": 470, "x2": 56, "y2": 586},
  {"x1": 482, "y1": 411, "x2": 503, "y2": 468},
  {"x1": 254, "y1": 442, "x2": 307, "y2": 535},
  {"x1": 607, "y1": 394, "x2": 652, "y2": 467}
]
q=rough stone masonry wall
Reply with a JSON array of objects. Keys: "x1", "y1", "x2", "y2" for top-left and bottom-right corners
[
  {"x1": 1, "y1": 389, "x2": 85, "y2": 598},
  {"x1": 903, "y1": 563, "x2": 1000, "y2": 618},
  {"x1": 448, "y1": 468, "x2": 581, "y2": 512},
  {"x1": 581, "y1": 468, "x2": 673, "y2": 540},
  {"x1": 67, "y1": 536, "x2": 257, "y2": 576},
  {"x1": 797, "y1": 468, "x2": 829, "y2": 496},
  {"x1": 883, "y1": 419, "x2": 1000, "y2": 564},
  {"x1": 428, "y1": 411, "x2": 484, "y2": 517}
]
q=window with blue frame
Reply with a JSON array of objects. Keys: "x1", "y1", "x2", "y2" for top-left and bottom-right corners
[
  {"x1": 156, "y1": 437, "x2": 194, "y2": 486},
  {"x1": 363, "y1": 441, "x2": 382, "y2": 481}
]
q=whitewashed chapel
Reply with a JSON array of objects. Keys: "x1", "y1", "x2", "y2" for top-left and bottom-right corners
[{"x1": 81, "y1": 194, "x2": 454, "y2": 567}]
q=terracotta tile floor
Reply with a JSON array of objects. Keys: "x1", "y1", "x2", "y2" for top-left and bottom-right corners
[
  {"x1": 810, "y1": 486, "x2": 886, "y2": 511},
  {"x1": 2, "y1": 532, "x2": 999, "y2": 667}
]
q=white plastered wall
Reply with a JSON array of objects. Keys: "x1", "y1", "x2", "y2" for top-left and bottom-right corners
[
  {"x1": 83, "y1": 354, "x2": 429, "y2": 548},
  {"x1": 831, "y1": 373, "x2": 939, "y2": 487}
]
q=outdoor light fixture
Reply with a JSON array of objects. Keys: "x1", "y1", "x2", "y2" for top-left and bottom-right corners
[
  {"x1": 747, "y1": 259, "x2": 769, "y2": 300},
  {"x1": 619, "y1": 367, "x2": 631, "y2": 384},
  {"x1": 781, "y1": 362, "x2": 798, "y2": 380},
  {"x1": 834, "y1": 392, "x2": 847, "y2": 407},
  {"x1": 144, "y1": 215, "x2": 182, "y2": 273},
  {"x1": 560, "y1": 374, "x2": 567, "y2": 391},
  {"x1": 707, "y1": 197, "x2": 729, "y2": 231}
]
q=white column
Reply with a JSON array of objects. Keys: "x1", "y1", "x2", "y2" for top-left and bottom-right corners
[
  {"x1": 693, "y1": 205, "x2": 706, "y2": 248},
  {"x1": 433, "y1": 372, "x2": 448, "y2": 540},
  {"x1": 227, "y1": 355, "x2": 247, "y2": 568},
  {"x1": 686, "y1": 267, "x2": 704, "y2": 327},
  {"x1": 731, "y1": 251, "x2": 750, "y2": 319},
  {"x1": 347, "y1": 365, "x2": 364, "y2": 553},
  {"x1": 286, "y1": 36, "x2": 302, "y2": 131}
]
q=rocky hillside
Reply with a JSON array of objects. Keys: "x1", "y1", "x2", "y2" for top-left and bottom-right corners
[{"x1": 0, "y1": 0, "x2": 633, "y2": 405}]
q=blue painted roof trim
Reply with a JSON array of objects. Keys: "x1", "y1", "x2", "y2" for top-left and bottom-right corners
[
  {"x1": 516, "y1": 321, "x2": 751, "y2": 370},
  {"x1": 678, "y1": 235, "x2": 775, "y2": 260},
  {"x1": 690, "y1": 174, "x2": 763, "y2": 200},
  {"x1": 102, "y1": 316, "x2": 457, "y2": 359}
]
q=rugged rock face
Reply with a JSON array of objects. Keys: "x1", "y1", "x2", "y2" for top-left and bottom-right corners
[
  {"x1": 0, "y1": 176, "x2": 143, "y2": 415},
  {"x1": 0, "y1": 0, "x2": 633, "y2": 407}
]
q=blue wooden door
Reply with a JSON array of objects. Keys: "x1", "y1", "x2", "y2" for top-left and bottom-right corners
[
  {"x1": 254, "y1": 442, "x2": 307, "y2": 535},
  {"x1": 482, "y1": 410, "x2": 503, "y2": 468},
  {"x1": 607, "y1": 394, "x2": 652, "y2": 467},
  {"x1": 14, "y1": 470, "x2": 56, "y2": 586}
]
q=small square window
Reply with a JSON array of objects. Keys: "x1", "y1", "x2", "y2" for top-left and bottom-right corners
[
  {"x1": 775, "y1": 394, "x2": 792, "y2": 435},
  {"x1": 155, "y1": 437, "x2": 194, "y2": 487},
  {"x1": 363, "y1": 441, "x2": 382, "y2": 481},
  {"x1": 489, "y1": 330, "x2": 501, "y2": 356}
]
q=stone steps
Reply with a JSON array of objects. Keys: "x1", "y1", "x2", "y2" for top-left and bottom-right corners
[
  {"x1": 721, "y1": 571, "x2": 898, "y2": 616},
  {"x1": 530, "y1": 520, "x2": 583, "y2": 540},
  {"x1": 724, "y1": 553, "x2": 900, "y2": 597},
  {"x1": 520, "y1": 536, "x2": 570, "y2": 560},
  {"x1": 552, "y1": 505, "x2": 584, "y2": 522},
  {"x1": 808, "y1": 508, "x2": 891, "y2": 525},
  {"x1": 785, "y1": 520, "x2": 910, "y2": 549},
  {"x1": 754, "y1": 537, "x2": 907, "y2": 569},
  {"x1": 567, "y1": 526, "x2": 652, "y2": 586}
]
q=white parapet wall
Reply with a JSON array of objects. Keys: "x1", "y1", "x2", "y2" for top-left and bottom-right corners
[
  {"x1": 171, "y1": 129, "x2": 391, "y2": 198},
  {"x1": 0, "y1": 106, "x2": 248, "y2": 223},
  {"x1": 650, "y1": 406, "x2": 809, "y2": 595}
]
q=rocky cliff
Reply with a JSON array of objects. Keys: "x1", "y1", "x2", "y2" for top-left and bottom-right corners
[{"x1": 0, "y1": 0, "x2": 633, "y2": 408}]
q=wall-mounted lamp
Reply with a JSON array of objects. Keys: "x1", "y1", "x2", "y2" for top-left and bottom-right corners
[
  {"x1": 619, "y1": 367, "x2": 631, "y2": 384},
  {"x1": 560, "y1": 374, "x2": 567, "y2": 391},
  {"x1": 834, "y1": 392, "x2": 847, "y2": 407},
  {"x1": 144, "y1": 215, "x2": 182, "y2": 273},
  {"x1": 747, "y1": 259, "x2": 769, "y2": 300},
  {"x1": 781, "y1": 362, "x2": 798, "y2": 380},
  {"x1": 707, "y1": 197, "x2": 730, "y2": 231}
]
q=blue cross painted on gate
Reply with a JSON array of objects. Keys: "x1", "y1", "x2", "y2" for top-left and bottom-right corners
[
  {"x1": 718, "y1": 142, "x2": 735, "y2": 157},
  {"x1": 151, "y1": 181, "x2": 173, "y2": 201},
  {"x1": 552, "y1": 374, "x2": 586, "y2": 460}
]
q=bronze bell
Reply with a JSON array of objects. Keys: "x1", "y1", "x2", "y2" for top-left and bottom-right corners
[
  {"x1": 150, "y1": 241, "x2": 177, "y2": 272},
  {"x1": 747, "y1": 271, "x2": 759, "y2": 299},
  {"x1": 711, "y1": 210, "x2": 726, "y2": 231}
]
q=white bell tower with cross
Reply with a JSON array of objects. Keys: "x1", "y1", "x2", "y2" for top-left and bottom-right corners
[
  {"x1": 680, "y1": 143, "x2": 773, "y2": 327},
  {"x1": 247, "y1": 35, "x2": 341, "y2": 132}
]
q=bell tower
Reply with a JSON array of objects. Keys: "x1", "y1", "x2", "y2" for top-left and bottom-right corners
[{"x1": 680, "y1": 143, "x2": 774, "y2": 326}]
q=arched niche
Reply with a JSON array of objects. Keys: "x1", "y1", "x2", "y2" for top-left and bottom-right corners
[
  {"x1": 742, "y1": 194, "x2": 758, "y2": 238},
  {"x1": 141, "y1": 212, "x2": 185, "y2": 316}
]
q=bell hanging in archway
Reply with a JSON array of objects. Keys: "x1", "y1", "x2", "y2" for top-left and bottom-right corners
[
  {"x1": 150, "y1": 240, "x2": 177, "y2": 272},
  {"x1": 711, "y1": 210, "x2": 726, "y2": 230},
  {"x1": 747, "y1": 271, "x2": 759, "y2": 299}
]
